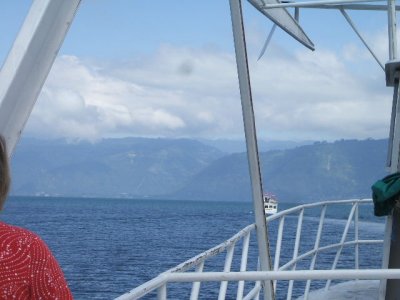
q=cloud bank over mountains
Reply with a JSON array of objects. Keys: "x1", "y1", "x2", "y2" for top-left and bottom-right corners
[{"x1": 26, "y1": 28, "x2": 392, "y2": 142}]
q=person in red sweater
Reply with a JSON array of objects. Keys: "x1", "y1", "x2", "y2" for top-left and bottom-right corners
[{"x1": 0, "y1": 136, "x2": 73, "y2": 299}]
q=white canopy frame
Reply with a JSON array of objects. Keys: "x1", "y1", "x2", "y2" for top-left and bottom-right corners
[{"x1": 0, "y1": 0, "x2": 81, "y2": 156}]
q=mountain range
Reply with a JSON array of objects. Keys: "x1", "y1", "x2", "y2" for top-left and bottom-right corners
[{"x1": 10, "y1": 137, "x2": 388, "y2": 203}]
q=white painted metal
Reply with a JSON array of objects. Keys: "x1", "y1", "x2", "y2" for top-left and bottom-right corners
[
  {"x1": 153, "y1": 269, "x2": 400, "y2": 282},
  {"x1": 382, "y1": 60, "x2": 400, "y2": 300},
  {"x1": 248, "y1": 0, "x2": 314, "y2": 50},
  {"x1": 267, "y1": 198, "x2": 370, "y2": 222},
  {"x1": 263, "y1": 0, "x2": 385, "y2": 9},
  {"x1": 384, "y1": 3, "x2": 400, "y2": 297},
  {"x1": 325, "y1": 203, "x2": 357, "y2": 290},
  {"x1": 219, "y1": 244, "x2": 235, "y2": 300},
  {"x1": 0, "y1": 0, "x2": 81, "y2": 156},
  {"x1": 167, "y1": 224, "x2": 256, "y2": 273},
  {"x1": 295, "y1": 7, "x2": 300, "y2": 21},
  {"x1": 385, "y1": 0, "x2": 399, "y2": 167},
  {"x1": 380, "y1": 214, "x2": 393, "y2": 299},
  {"x1": 279, "y1": 240, "x2": 383, "y2": 271},
  {"x1": 388, "y1": 0, "x2": 398, "y2": 61},
  {"x1": 304, "y1": 205, "x2": 327, "y2": 299},
  {"x1": 115, "y1": 224, "x2": 256, "y2": 300},
  {"x1": 237, "y1": 232, "x2": 251, "y2": 299},
  {"x1": 119, "y1": 199, "x2": 384, "y2": 299},
  {"x1": 287, "y1": 209, "x2": 304, "y2": 300},
  {"x1": 272, "y1": 216, "x2": 285, "y2": 292},
  {"x1": 229, "y1": 1, "x2": 274, "y2": 299},
  {"x1": 386, "y1": 81, "x2": 399, "y2": 167},
  {"x1": 355, "y1": 203, "x2": 359, "y2": 271},
  {"x1": 303, "y1": 4, "x2": 400, "y2": 11},
  {"x1": 257, "y1": 24, "x2": 277, "y2": 61},
  {"x1": 157, "y1": 285, "x2": 167, "y2": 300},
  {"x1": 190, "y1": 262, "x2": 204, "y2": 300},
  {"x1": 340, "y1": 8, "x2": 385, "y2": 71},
  {"x1": 242, "y1": 282, "x2": 262, "y2": 300}
]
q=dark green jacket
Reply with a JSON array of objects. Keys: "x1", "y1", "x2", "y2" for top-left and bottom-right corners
[{"x1": 372, "y1": 172, "x2": 400, "y2": 216}]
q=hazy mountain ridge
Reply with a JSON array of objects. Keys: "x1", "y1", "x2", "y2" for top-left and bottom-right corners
[
  {"x1": 199, "y1": 139, "x2": 314, "y2": 153},
  {"x1": 11, "y1": 137, "x2": 224, "y2": 198},
  {"x1": 172, "y1": 139, "x2": 388, "y2": 202},
  {"x1": 10, "y1": 138, "x2": 388, "y2": 202}
]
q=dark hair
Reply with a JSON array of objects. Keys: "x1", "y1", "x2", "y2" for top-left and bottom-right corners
[{"x1": 0, "y1": 136, "x2": 10, "y2": 209}]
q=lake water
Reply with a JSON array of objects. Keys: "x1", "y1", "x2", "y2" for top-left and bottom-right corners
[{"x1": 0, "y1": 196, "x2": 385, "y2": 299}]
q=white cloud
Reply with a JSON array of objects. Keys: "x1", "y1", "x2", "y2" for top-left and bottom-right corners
[
  {"x1": 25, "y1": 35, "x2": 393, "y2": 141},
  {"x1": 250, "y1": 45, "x2": 391, "y2": 140}
]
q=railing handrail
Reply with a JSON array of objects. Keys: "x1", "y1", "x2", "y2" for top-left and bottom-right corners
[
  {"x1": 266, "y1": 198, "x2": 372, "y2": 222},
  {"x1": 279, "y1": 239, "x2": 383, "y2": 271},
  {"x1": 162, "y1": 269, "x2": 400, "y2": 282},
  {"x1": 165, "y1": 223, "x2": 256, "y2": 273},
  {"x1": 116, "y1": 198, "x2": 383, "y2": 300}
]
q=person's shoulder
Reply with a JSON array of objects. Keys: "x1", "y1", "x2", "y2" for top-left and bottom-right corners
[
  {"x1": 0, "y1": 221, "x2": 43, "y2": 245},
  {"x1": 0, "y1": 221, "x2": 36, "y2": 235}
]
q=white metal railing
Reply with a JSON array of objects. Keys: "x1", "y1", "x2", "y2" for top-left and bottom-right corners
[
  {"x1": 268, "y1": 198, "x2": 384, "y2": 298},
  {"x1": 116, "y1": 199, "x2": 393, "y2": 300}
]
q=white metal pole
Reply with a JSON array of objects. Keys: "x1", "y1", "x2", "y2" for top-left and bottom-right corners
[
  {"x1": 287, "y1": 209, "x2": 304, "y2": 300},
  {"x1": 190, "y1": 262, "x2": 205, "y2": 300},
  {"x1": 340, "y1": 8, "x2": 385, "y2": 70},
  {"x1": 387, "y1": 82, "x2": 399, "y2": 167},
  {"x1": 382, "y1": 1, "x2": 400, "y2": 299},
  {"x1": 0, "y1": 0, "x2": 81, "y2": 156},
  {"x1": 263, "y1": 0, "x2": 387, "y2": 9},
  {"x1": 237, "y1": 232, "x2": 251, "y2": 299},
  {"x1": 388, "y1": 0, "x2": 398, "y2": 60},
  {"x1": 229, "y1": 0, "x2": 274, "y2": 299},
  {"x1": 304, "y1": 205, "x2": 327, "y2": 298}
]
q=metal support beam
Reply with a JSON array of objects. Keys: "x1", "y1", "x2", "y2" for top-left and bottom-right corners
[
  {"x1": 387, "y1": 80, "x2": 399, "y2": 167},
  {"x1": 388, "y1": 0, "x2": 398, "y2": 61},
  {"x1": 258, "y1": 24, "x2": 276, "y2": 61},
  {"x1": 382, "y1": 3, "x2": 400, "y2": 293},
  {"x1": 384, "y1": 1, "x2": 400, "y2": 298},
  {"x1": 263, "y1": 0, "x2": 386, "y2": 9},
  {"x1": 380, "y1": 61, "x2": 400, "y2": 299},
  {"x1": 0, "y1": 0, "x2": 81, "y2": 156},
  {"x1": 340, "y1": 8, "x2": 384, "y2": 71},
  {"x1": 229, "y1": 1, "x2": 274, "y2": 299}
]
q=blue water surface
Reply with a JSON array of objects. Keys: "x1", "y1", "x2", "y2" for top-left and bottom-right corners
[
  {"x1": 0, "y1": 197, "x2": 384, "y2": 299},
  {"x1": 1, "y1": 197, "x2": 259, "y2": 299}
]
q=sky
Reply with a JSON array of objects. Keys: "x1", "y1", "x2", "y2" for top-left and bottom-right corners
[{"x1": 0, "y1": 0, "x2": 397, "y2": 142}]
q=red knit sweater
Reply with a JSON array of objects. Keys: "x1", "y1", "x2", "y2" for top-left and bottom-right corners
[{"x1": 0, "y1": 222, "x2": 73, "y2": 299}]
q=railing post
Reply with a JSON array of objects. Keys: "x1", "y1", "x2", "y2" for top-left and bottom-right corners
[
  {"x1": 157, "y1": 284, "x2": 167, "y2": 300},
  {"x1": 325, "y1": 203, "x2": 356, "y2": 290},
  {"x1": 219, "y1": 244, "x2": 236, "y2": 300},
  {"x1": 273, "y1": 216, "x2": 285, "y2": 292},
  {"x1": 190, "y1": 261, "x2": 205, "y2": 300},
  {"x1": 304, "y1": 205, "x2": 327, "y2": 298},
  {"x1": 355, "y1": 202, "x2": 359, "y2": 271},
  {"x1": 237, "y1": 232, "x2": 251, "y2": 300},
  {"x1": 287, "y1": 209, "x2": 304, "y2": 300}
]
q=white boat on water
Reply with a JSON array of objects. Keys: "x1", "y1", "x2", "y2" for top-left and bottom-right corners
[
  {"x1": 264, "y1": 194, "x2": 278, "y2": 215},
  {"x1": 2, "y1": 0, "x2": 400, "y2": 299}
]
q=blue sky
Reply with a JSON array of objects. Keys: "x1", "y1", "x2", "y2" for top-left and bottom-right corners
[{"x1": 0, "y1": 0, "x2": 396, "y2": 142}]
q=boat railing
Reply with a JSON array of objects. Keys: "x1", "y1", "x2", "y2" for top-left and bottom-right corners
[
  {"x1": 267, "y1": 198, "x2": 384, "y2": 299},
  {"x1": 116, "y1": 222, "x2": 259, "y2": 300},
  {"x1": 116, "y1": 199, "x2": 393, "y2": 300}
]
